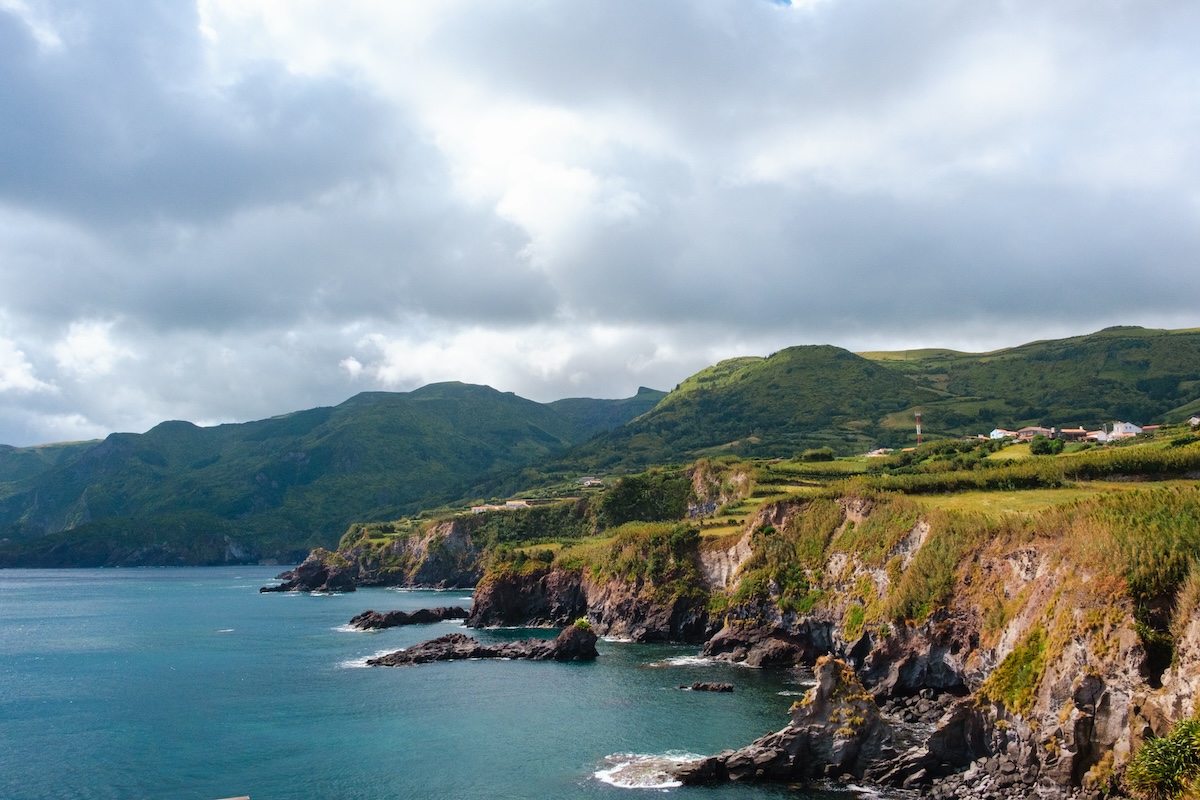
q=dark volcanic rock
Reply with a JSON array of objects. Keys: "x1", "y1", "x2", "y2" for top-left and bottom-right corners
[
  {"x1": 466, "y1": 566, "x2": 588, "y2": 628},
  {"x1": 260, "y1": 552, "x2": 356, "y2": 593},
  {"x1": 348, "y1": 607, "x2": 469, "y2": 630},
  {"x1": 671, "y1": 655, "x2": 891, "y2": 785},
  {"x1": 685, "y1": 682, "x2": 734, "y2": 693},
  {"x1": 701, "y1": 619, "x2": 834, "y2": 667},
  {"x1": 366, "y1": 624, "x2": 599, "y2": 667}
]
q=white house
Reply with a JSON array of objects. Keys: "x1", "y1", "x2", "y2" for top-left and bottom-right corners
[
  {"x1": 1189, "y1": 416, "x2": 1200, "y2": 428},
  {"x1": 1109, "y1": 422, "x2": 1143, "y2": 440},
  {"x1": 990, "y1": 429, "x2": 1017, "y2": 439}
]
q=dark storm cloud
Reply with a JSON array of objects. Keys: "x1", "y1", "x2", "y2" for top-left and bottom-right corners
[{"x1": 0, "y1": 0, "x2": 389, "y2": 224}]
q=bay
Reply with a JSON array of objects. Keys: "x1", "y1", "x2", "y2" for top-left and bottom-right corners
[{"x1": 0, "y1": 567, "x2": 886, "y2": 800}]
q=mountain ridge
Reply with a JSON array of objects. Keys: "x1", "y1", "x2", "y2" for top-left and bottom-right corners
[{"x1": 3, "y1": 324, "x2": 1200, "y2": 567}]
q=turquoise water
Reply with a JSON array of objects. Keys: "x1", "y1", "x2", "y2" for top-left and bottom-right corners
[{"x1": 0, "y1": 568, "x2": 881, "y2": 800}]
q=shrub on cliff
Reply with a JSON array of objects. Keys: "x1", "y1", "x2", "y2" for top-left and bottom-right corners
[
  {"x1": 598, "y1": 522, "x2": 706, "y2": 605},
  {"x1": 597, "y1": 471, "x2": 692, "y2": 528},
  {"x1": 1125, "y1": 717, "x2": 1200, "y2": 800},
  {"x1": 979, "y1": 627, "x2": 1048, "y2": 715},
  {"x1": 731, "y1": 498, "x2": 843, "y2": 613}
]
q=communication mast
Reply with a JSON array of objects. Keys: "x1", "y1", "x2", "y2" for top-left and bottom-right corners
[{"x1": 915, "y1": 411, "x2": 922, "y2": 445}]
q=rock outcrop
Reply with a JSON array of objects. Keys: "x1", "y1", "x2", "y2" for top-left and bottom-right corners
[
  {"x1": 466, "y1": 563, "x2": 714, "y2": 643},
  {"x1": 260, "y1": 550, "x2": 356, "y2": 593},
  {"x1": 348, "y1": 606, "x2": 469, "y2": 630},
  {"x1": 684, "y1": 682, "x2": 734, "y2": 693},
  {"x1": 261, "y1": 520, "x2": 482, "y2": 592},
  {"x1": 365, "y1": 625, "x2": 599, "y2": 667},
  {"x1": 672, "y1": 656, "x2": 891, "y2": 784}
]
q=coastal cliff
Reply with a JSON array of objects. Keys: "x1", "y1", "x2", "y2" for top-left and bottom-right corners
[
  {"x1": 271, "y1": 446, "x2": 1200, "y2": 798},
  {"x1": 461, "y1": 488, "x2": 1200, "y2": 798},
  {"x1": 466, "y1": 522, "x2": 727, "y2": 642}
]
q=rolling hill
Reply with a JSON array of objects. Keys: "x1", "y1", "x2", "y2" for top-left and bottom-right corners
[
  {"x1": 0, "y1": 383, "x2": 663, "y2": 566},
  {"x1": 860, "y1": 325, "x2": 1200, "y2": 437},
  {"x1": 546, "y1": 345, "x2": 942, "y2": 473}
]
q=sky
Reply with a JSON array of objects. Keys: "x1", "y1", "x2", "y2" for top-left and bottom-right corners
[{"x1": 2, "y1": 0, "x2": 1199, "y2": 447}]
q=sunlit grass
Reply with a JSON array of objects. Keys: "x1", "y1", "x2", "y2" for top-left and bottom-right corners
[
  {"x1": 911, "y1": 480, "x2": 1198, "y2": 516},
  {"x1": 988, "y1": 443, "x2": 1031, "y2": 460}
]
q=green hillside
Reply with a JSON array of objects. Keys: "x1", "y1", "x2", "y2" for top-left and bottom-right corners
[
  {"x1": 0, "y1": 441, "x2": 98, "y2": 486},
  {"x1": 861, "y1": 326, "x2": 1200, "y2": 436},
  {"x1": 549, "y1": 345, "x2": 941, "y2": 472},
  {"x1": 546, "y1": 386, "x2": 666, "y2": 439},
  {"x1": 0, "y1": 383, "x2": 658, "y2": 566}
]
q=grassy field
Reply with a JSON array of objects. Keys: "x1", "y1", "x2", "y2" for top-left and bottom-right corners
[{"x1": 988, "y1": 443, "x2": 1032, "y2": 460}]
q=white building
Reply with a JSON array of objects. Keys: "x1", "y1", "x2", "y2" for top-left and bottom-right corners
[{"x1": 1109, "y1": 422, "x2": 1143, "y2": 440}]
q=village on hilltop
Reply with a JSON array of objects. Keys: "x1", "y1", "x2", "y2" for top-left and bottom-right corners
[{"x1": 865, "y1": 414, "x2": 1200, "y2": 457}]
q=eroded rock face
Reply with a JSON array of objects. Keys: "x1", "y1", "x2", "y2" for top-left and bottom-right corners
[
  {"x1": 672, "y1": 656, "x2": 892, "y2": 785},
  {"x1": 348, "y1": 607, "x2": 469, "y2": 630},
  {"x1": 365, "y1": 625, "x2": 599, "y2": 667},
  {"x1": 702, "y1": 618, "x2": 834, "y2": 667},
  {"x1": 466, "y1": 566, "x2": 587, "y2": 628},
  {"x1": 466, "y1": 566, "x2": 713, "y2": 643}
]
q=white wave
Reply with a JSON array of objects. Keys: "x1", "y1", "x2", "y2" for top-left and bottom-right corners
[
  {"x1": 642, "y1": 654, "x2": 763, "y2": 669},
  {"x1": 338, "y1": 648, "x2": 404, "y2": 669},
  {"x1": 642, "y1": 655, "x2": 714, "y2": 668},
  {"x1": 601, "y1": 635, "x2": 634, "y2": 643},
  {"x1": 593, "y1": 752, "x2": 704, "y2": 790},
  {"x1": 332, "y1": 624, "x2": 375, "y2": 633},
  {"x1": 777, "y1": 689, "x2": 810, "y2": 696},
  {"x1": 215, "y1": 628, "x2": 234, "y2": 633}
]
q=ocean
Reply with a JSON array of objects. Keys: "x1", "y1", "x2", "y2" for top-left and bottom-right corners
[{"x1": 0, "y1": 567, "x2": 888, "y2": 800}]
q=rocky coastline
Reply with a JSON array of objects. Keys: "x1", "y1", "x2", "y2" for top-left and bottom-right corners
[{"x1": 282, "y1": 490, "x2": 1200, "y2": 798}]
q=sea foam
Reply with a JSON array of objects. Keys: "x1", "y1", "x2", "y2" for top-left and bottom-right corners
[
  {"x1": 338, "y1": 648, "x2": 404, "y2": 669},
  {"x1": 593, "y1": 752, "x2": 704, "y2": 790}
]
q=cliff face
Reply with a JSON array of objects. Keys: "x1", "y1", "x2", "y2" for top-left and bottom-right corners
[
  {"x1": 701, "y1": 493, "x2": 1200, "y2": 799},
  {"x1": 466, "y1": 564, "x2": 714, "y2": 642}
]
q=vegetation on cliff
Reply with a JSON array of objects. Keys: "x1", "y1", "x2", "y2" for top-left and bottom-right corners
[{"x1": 1125, "y1": 716, "x2": 1200, "y2": 799}]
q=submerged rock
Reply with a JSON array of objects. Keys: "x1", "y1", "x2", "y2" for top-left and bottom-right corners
[
  {"x1": 348, "y1": 607, "x2": 469, "y2": 630},
  {"x1": 684, "y1": 682, "x2": 734, "y2": 693},
  {"x1": 366, "y1": 625, "x2": 599, "y2": 667}
]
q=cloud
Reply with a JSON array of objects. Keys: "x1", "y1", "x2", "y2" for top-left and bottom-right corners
[
  {"x1": 0, "y1": 0, "x2": 393, "y2": 225},
  {"x1": 53, "y1": 320, "x2": 134, "y2": 379},
  {"x1": 2, "y1": 0, "x2": 1200, "y2": 446},
  {"x1": 0, "y1": 336, "x2": 52, "y2": 393}
]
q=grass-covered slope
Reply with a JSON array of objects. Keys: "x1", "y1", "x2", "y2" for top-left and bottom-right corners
[
  {"x1": 0, "y1": 383, "x2": 659, "y2": 565},
  {"x1": 0, "y1": 441, "x2": 99, "y2": 487},
  {"x1": 861, "y1": 326, "x2": 1200, "y2": 435},
  {"x1": 554, "y1": 345, "x2": 941, "y2": 471},
  {"x1": 546, "y1": 386, "x2": 667, "y2": 440}
]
